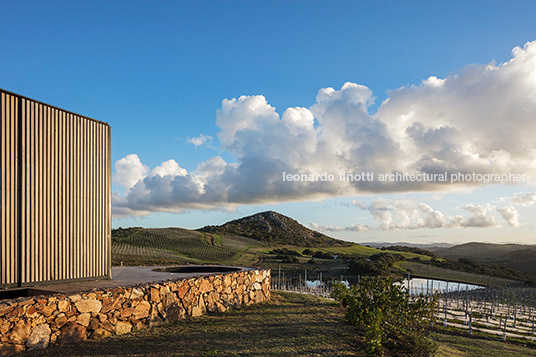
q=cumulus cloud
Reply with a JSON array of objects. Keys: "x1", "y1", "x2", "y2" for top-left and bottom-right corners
[
  {"x1": 113, "y1": 41, "x2": 536, "y2": 217},
  {"x1": 495, "y1": 205, "x2": 520, "y2": 227},
  {"x1": 450, "y1": 204, "x2": 500, "y2": 228},
  {"x1": 113, "y1": 154, "x2": 148, "y2": 191},
  {"x1": 187, "y1": 134, "x2": 213, "y2": 148},
  {"x1": 350, "y1": 199, "x2": 522, "y2": 231},
  {"x1": 354, "y1": 199, "x2": 449, "y2": 230},
  {"x1": 378, "y1": 42, "x2": 536, "y2": 176}
]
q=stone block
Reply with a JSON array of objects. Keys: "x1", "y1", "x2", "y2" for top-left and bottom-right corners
[
  {"x1": 133, "y1": 301, "x2": 151, "y2": 320},
  {"x1": 54, "y1": 313, "x2": 68, "y2": 329},
  {"x1": 114, "y1": 321, "x2": 132, "y2": 335},
  {"x1": 75, "y1": 299, "x2": 102, "y2": 314},
  {"x1": 129, "y1": 288, "x2": 144, "y2": 299},
  {"x1": 68, "y1": 294, "x2": 81, "y2": 303},
  {"x1": 120, "y1": 307, "x2": 134, "y2": 318},
  {"x1": 26, "y1": 323, "x2": 51, "y2": 351},
  {"x1": 149, "y1": 287, "x2": 161, "y2": 303},
  {"x1": 58, "y1": 300, "x2": 70, "y2": 313},
  {"x1": 88, "y1": 317, "x2": 101, "y2": 330},
  {"x1": 76, "y1": 313, "x2": 91, "y2": 327},
  {"x1": 57, "y1": 322, "x2": 87, "y2": 344},
  {"x1": 7, "y1": 320, "x2": 31, "y2": 344},
  {"x1": 198, "y1": 280, "x2": 213, "y2": 294}
]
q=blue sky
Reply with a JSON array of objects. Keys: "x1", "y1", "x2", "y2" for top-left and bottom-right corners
[{"x1": 2, "y1": 1, "x2": 536, "y2": 244}]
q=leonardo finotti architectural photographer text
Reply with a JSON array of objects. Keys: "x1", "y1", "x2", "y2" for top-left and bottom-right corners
[{"x1": 282, "y1": 171, "x2": 527, "y2": 184}]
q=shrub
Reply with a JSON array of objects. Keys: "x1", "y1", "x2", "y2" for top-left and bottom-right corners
[
  {"x1": 332, "y1": 276, "x2": 437, "y2": 356},
  {"x1": 348, "y1": 253, "x2": 406, "y2": 276},
  {"x1": 275, "y1": 254, "x2": 299, "y2": 263},
  {"x1": 270, "y1": 248, "x2": 302, "y2": 256},
  {"x1": 312, "y1": 251, "x2": 333, "y2": 259}
]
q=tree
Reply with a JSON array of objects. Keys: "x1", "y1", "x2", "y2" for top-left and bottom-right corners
[{"x1": 302, "y1": 248, "x2": 314, "y2": 256}]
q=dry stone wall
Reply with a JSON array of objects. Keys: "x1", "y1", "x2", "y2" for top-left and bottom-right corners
[{"x1": 0, "y1": 268, "x2": 270, "y2": 355}]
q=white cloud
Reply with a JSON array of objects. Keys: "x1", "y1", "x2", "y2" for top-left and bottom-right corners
[
  {"x1": 495, "y1": 205, "x2": 520, "y2": 227},
  {"x1": 113, "y1": 154, "x2": 148, "y2": 191},
  {"x1": 378, "y1": 41, "x2": 536, "y2": 177},
  {"x1": 187, "y1": 134, "x2": 213, "y2": 148},
  {"x1": 450, "y1": 204, "x2": 500, "y2": 228},
  {"x1": 355, "y1": 199, "x2": 449, "y2": 230},
  {"x1": 352, "y1": 199, "x2": 523, "y2": 230},
  {"x1": 310, "y1": 222, "x2": 370, "y2": 232},
  {"x1": 510, "y1": 192, "x2": 536, "y2": 206},
  {"x1": 113, "y1": 41, "x2": 536, "y2": 217},
  {"x1": 150, "y1": 159, "x2": 187, "y2": 177}
]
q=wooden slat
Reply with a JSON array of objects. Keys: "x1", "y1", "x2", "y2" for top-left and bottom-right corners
[
  {"x1": 107, "y1": 123, "x2": 111, "y2": 278},
  {"x1": 75, "y1": 112, "x2": 80, "y2": 279},
  {"x1": 0, "y1": 89, "x2": 110, "y2": 288},
  {"x1": 1, "y1": 93, "x2": 6, "y2": 285},
  {"x1": 89, "y1": 121, "x2": 94, "y2": 277},
  {"x1": 11, "y1": 94, "x2": 17, "y2": 285},
  {"x1": 46, "y1": 105, "x2": 52, "y2": 282}
]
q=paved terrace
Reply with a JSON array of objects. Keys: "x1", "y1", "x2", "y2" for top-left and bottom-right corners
[{"x1": 22, "y1": 265, "x2": 252, "y2": 295}]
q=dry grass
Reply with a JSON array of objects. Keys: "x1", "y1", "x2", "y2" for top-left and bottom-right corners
[
  {"x1": 22, "y1": 291, "x2": 536, "y2": 356},
  {"x1": 433, "y1": 329, "x2": 536, "y2": 356},
  {"x1": 23, "y1": 292, "x2": 360, "y2": 356}
]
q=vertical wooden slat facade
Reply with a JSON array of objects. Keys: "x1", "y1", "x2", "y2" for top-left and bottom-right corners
[{"x1": 0, "y1": 89, "x2": 111, "y2": 289}]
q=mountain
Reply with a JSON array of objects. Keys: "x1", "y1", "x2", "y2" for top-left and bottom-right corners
[
  {"x1": 198, "y1": 211, "x2": 352, "y2": 247},
  {"x1": 433, "y1": 242, "x2": 536, "y2": 277},
  {"x1": 432, "y1": 242, "x2": 535, "y2": 260}
]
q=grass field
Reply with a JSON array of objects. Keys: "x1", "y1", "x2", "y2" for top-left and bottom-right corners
[
  {"x1": 400, "y1": 261, "x2": 519, "y2": 287},
  {"x1": 434, "y1": 329, "x2": 536, "y2": 356},
  {"x1": 112, "y1": 228, "x2": 263, "y2": 264},
  {"x1": 253, "y1": 243, "x2": 432, "y2": 260},
  {"x1": 22, "y1": 292, "x2": 536, "y2": 356},
  {"x1": 111, "y1": 227, "x2": 446, "y2": 284},
  {"x1": 111, "y1": 227, "x2": 528, "y2": 291}
]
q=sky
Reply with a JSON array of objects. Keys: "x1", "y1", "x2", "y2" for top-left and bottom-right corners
[{"x1": 2, "y1": 1, "x2": 536, "y2": 245}]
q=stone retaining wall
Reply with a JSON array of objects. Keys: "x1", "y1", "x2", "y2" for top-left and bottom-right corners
[{"x1": 0, "y1": 268, "x2": 270, "y2": 355}]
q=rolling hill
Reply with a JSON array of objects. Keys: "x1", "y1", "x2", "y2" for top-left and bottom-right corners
[
  {"x1": 110, "y1": 213, "x2": 522, "y2": 286},
  {"x1": 198, "y1": 211, "x2": 353, "y2": 247},
  {"x1": 432, "y1": 242, "x2": 536, "y2": 277}
]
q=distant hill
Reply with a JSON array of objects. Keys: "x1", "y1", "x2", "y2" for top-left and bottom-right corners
[
  {"x1": 433, "y1": 242, "x2": 536, "y2": 277},
  {"x1": 362, "y1": 242, "x2": 454, "y2": 250},
  {"x1": 199, "y1": 211, "x2": 353, "y2": 247}
]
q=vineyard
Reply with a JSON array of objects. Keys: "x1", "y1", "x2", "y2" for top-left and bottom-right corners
[
  {"x1": 401, "y1": 261, "x2": 520, "y2": 288},
  {"x1": 433, "y1": 286, "x2": 536, "y2": 343},
  {"x1": 271, "y1": 268, "x2": 536, "y2": 346},
  {"x1": 218, "y1": 234, "x2": 265, "y2": 250},
  {"x1": 112, "y1": 228, "x2": 250, "y2": 264},
  {"x1": 112, "y1": 241, "x2": 186, "y2": 260}
]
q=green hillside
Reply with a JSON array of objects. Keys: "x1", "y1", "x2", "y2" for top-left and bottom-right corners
[
  {"x1": 111, "y1": 212, "x2": 529, "y2": 286},
  {"x1": 433, "y1": 242, "x2": 536, "y2": 277},
  {"x1": 198, "y1": 211, "x2": 352, "y2": 247},
  {"x1": 112, "y1": 227, "x2": 265, "y2": 265}
]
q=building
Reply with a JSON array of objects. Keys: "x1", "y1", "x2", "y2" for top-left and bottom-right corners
[{"x1": 1, "y1": 89, "x2": 111, "y2": 289}]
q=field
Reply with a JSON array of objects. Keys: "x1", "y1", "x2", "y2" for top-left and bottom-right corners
[
  {"x1": 112, "y1": 227, "x2": 491, "y2": 287},
  {"x1": 22, "y1": 292, "x2": 536, "y2": 357},
  {"x1": 253, "y1": 244, "x2": 432, "y2": 260},
  {"x1": 400, "y1": 261, "x2": 519, "y2": 287},
  {"x1": 112, "y1": 228, "x2": 266, "y2": 265},
  {"x1": 434, "y1": 329, "x2": 536, "y2": 356}
]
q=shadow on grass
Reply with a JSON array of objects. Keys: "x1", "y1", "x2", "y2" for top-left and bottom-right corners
[{"x1": 23, "y1": 292, "x2": 361, "y2": 357}]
